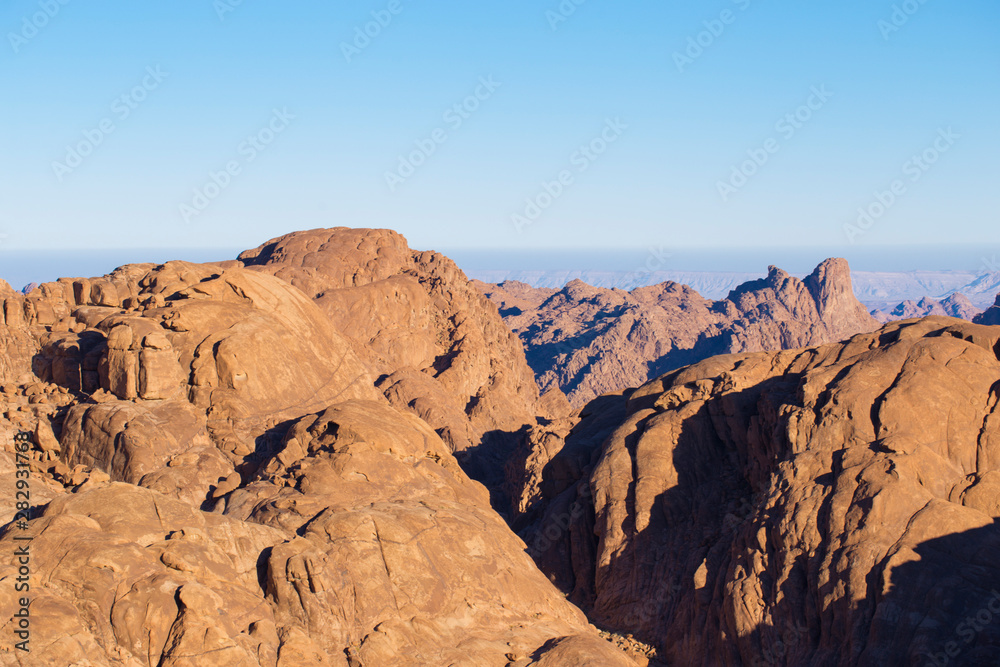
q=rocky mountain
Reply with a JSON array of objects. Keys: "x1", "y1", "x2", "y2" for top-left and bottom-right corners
[
  {"x1": 852, "y1": 270, "x2": 986, "y2": 308},
  {"x1": 233, "y1": 228, "x2": 571, "y2": 505},
  {"x1": 0, "y1": 229, "x2": 634, "y2": 666},
  {"x1": 870, "y1": 293, "x2": 981, "y2": 323},
  {"x1": 945, "y1": 270, "x2": 1000, "y2": 307},
  {"x1": 477, "y1": 259, "x2": 880, "y2": 407},
  {"x1": 973, "y1": 294, "x2": 1000, "y2": 326},
  {"x1": 508, "y1": 316, "x2": 1000, "y2": 666},
  {"x1": 3, "y1": 230, "x2": 999, "y2": 666},
  {"x1": 465, "y1": 267, "x2": 985, "y2": 309}
]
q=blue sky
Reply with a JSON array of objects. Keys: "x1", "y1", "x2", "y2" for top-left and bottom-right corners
[{"x1": 1, "y1": 0, "x2": 997, "y2": 256}]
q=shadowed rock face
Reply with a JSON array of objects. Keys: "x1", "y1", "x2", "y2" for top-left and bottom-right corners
[
  {"x1": 477, "y1": 258, "x2": 880, "y2": 408},
  {"x1": 973, "y1": 293, "x2": 1000, "y2": 326},
  {"x1": 0, "y1": 229, "x2": 635, "y2": 667},
  {"x1": 511, "y1": 316, "x2": 1000, "y2": 666}
]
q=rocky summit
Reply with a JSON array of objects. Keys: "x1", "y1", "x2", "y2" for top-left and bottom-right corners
[
  {"x1": 477, "y1": 258, "x2": 880, "y2": 407},
  {"x1": 0, "y1": 228, "x2": 630, "y2": 666},
  {"x1": 0, "y1": 229, "x2": 999, "y2": 666}
]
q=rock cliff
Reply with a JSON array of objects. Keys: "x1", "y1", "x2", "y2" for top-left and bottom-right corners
[
  {"x1": 510, "y1": 316, "x2": 1000, "y2": 665},
  {"x1": 478, "y1": 258, "x2": 880, "y2": 407}
]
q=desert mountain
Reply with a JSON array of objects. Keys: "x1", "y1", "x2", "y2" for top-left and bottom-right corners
[
  {"x1": 945, "y1": 270, "x2": 1000, "y2": 308},
  {"x1": 464, "y1": 265, "x2": 985, "y2": 309},
  {"x1": 0, "y1": 229, "x2": 633, "y2": 666},
  {"x1": 870, "y1": 293, "x2": 980, "y2": 323},
  {"x1": 509, "y1": 316, "x2": 1000, "y2": 665},
  {"x1": 477, "y1": 259, "x2": 880, "y2": 407},
  {"x1": 233, "y1": 228, "x2": 569, "y2": 504},
  {"x1": 3, "y1": 231, "x2": 1000, "y2": 665}
]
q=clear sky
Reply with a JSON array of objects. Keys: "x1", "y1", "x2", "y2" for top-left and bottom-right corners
[{"x1": 1, "y1": 0, "x2": 997, "y2": 256}]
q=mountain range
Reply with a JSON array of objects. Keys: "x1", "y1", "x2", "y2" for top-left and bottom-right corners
[
  {"x1": 0, "y1": 228, "x2": 998, "y2": 665},
  {"x1": 466, "y1": 268, "x2": 1000, "y2": 310}
]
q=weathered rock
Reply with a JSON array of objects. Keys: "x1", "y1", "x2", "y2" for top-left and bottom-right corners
[
  {"x1": 0, "y1": 281, "x2": 37, "y2": 385},
  {"x1": 239, "y1": 228, "x2": 557, "y2": 450},
  {"x1": 59, "y1": 399, "x2": 231, "y2": 506},
  {"x1": 237, "y1": 228, "x2": 563, "y2": 507},
  {"x1": 0, "y1": 402, "x2": 637, "y2": 666},
  {"x1": 0, "y1": 483, "x2": 289, "y2": 666},
  {"x1": 478, "y1": 258, "x2": 880, "y2": 407},
  {"x1": 220, "y1": 399, "x2": 633, "y2": 665},
  {"x1": 522, "y1": 316, "x2": 1000, "y2": 665},
  {"x1": 0, "y1": 231, "x2": 639, "y2": 665}
]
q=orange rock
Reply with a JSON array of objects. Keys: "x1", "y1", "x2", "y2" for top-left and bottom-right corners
[{"x1": 479, "y1": 258, "x2": 880, "y2": 407}]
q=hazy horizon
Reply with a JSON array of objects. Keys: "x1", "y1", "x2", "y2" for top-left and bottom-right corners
[{"x1": 3, "y1": 241, "x2": 998, "y2": 297}]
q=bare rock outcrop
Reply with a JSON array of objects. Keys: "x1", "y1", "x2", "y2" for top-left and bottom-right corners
[
  {"x1": 0, "y1": 229, "x2": 636, "y2": 665},
  {"x1": 479, "y1": 258, "x2": 880, "y2": 407},
  {"x1": 238, "y1": 229, "x2": 556, "y2": 444},
  {"x1": 0, "y1": 483, "x2": 287, "y2": 666},
  {"x1": 237, "y1": 228, "x2": 562, "y2": 503},
  {"x1": 0, "y1": 398, "x2": 636, "y2": 666},
  {"x1": 516, "y1": 316, "x2": 1000, "y2": 666},
  {"x1": 217, "y1": 399, "x2": 628, "y2": 665},
  {"x1": 0, "y1": 280, "x2": 40, "y2": 385}
]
